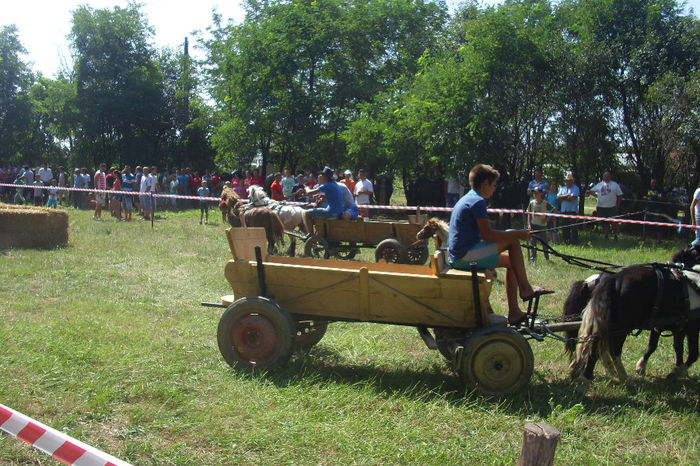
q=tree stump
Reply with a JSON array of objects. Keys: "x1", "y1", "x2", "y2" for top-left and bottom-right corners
[{"x1": 516, "y1": 422, "x2": 561, "y2": 466}]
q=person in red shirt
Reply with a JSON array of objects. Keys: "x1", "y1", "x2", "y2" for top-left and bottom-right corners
[
  {"x1": 250, "y1": 168, "x2": 265, "y2": 187},
  {"x1": 270, "y1": 172, "x2": 284, "y2": 201}
]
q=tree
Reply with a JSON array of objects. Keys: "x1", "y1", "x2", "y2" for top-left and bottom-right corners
[
  {"x1": 204, "y1": 0, "x2": 447, "y2": 174},
  {"x1": 0, "y1": 25, "x2": 36, "y2": 164},
  {"x1": 70, "y1": 3, "x2": 164, "y2": 168}
]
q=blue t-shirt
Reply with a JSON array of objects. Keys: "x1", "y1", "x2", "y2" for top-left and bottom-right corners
[
  {"x1": 197, "y1": 186, "x2": 210, "y2": 198},
  {"x1": 558, "y1": 184, "x2": 580, "y2": 213},
  {"x1": 546, "y1": 192, "x2": 559, "y2": 212},
  {"x1": 319, "y1": 182, "x2": 344, "y2": 214},
  {"x1": 122, "y1": 173, "x2": 135, "y2": 191},
  {"x1": 448, "y1": 190, "x2": 488, "y2": 262},
  {"x1": 177, "y1": 174, "x2": 189, "y2": 190}
]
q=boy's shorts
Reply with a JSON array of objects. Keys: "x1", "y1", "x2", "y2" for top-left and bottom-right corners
[
  {"x1": 309, "y1": 207, "x2": 341, "y2": 220},
  {"x1": 450, "y1": 241, "x2": 499, "y2": 271},
  {"x1": 95, "y1": 192, "x2": 106, "y2": 206},
  {"x1": 122, "y1": 195, "x2": 133, "y2": 211},
  {"x1": 140, "y1": 194, "x2": 152, "y2": 210},
  {"x1": 200, "y1": 201, "x2": 209, "y2": 213}
]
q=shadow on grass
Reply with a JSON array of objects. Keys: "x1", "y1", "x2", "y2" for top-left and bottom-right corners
[{"x1": 226, "y1": 344, "x2": 700, "y2": 415}]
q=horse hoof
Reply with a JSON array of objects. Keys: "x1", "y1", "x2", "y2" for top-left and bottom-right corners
[
  {"x1": 573, "y1": 376, "x2": 591, "y2": 395},
  {"x1": 635, "y1": 358, "x2": 646, "y2": 376},
  {"x1": 667, "y1": 365, "x2": 688, "y2": 380}
]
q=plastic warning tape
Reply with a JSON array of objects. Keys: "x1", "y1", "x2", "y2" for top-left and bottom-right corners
[
  {"x1": 0, "y1": 403, "x2": 130, "y2": 466},
  {"x1": 1, "y1": 183, "x2": 697, "y2": 230}
]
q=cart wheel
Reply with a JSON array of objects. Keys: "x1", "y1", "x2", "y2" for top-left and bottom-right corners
[
  {"x1": 375, "y1": 238, "x2": 407, "y2": 264},
  {"x1": 217, "y1": 296, "x2": 296, "y2": 370},
  {"x1": 294, "y1": 320, "x2": 329, "y2": 349},
  {"x1": 433, "y1": 328, "x2": 466, "y2": 361},
  {"x1": 406, "y1": 243, "x2": 429, "y2": 265},
  {"x1": 304, "y1": 235, "x2": 330, "y2": 259},
  {"x1": 334, "y1": 246, "x2": 359, "y2": 260},
  {"x1": 458, "y1": 327, "x2": 533, "y2": 396}
]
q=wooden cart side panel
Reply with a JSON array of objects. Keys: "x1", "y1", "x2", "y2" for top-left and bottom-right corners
[
  {"x1": 224, "y1": 260, "x2": 492, "y2": 328},
  {"x1": 269, "y1": 255, "x2": 441, "y2": 276},
  {"x1": 313, "y1": 218, "x2": 368, "y2": 243},
  {"x1": 362, "y1": 221, "x2": 397, "y2": 244},
  {"x1": 393, "y1": 223, "x2": 423, "y2": 246}
]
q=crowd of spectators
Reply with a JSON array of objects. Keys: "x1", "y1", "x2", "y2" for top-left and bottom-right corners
[{"x1": 0, "y1": 163, "x2": 376, "y2": 222}]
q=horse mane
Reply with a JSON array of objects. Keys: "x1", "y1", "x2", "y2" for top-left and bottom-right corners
[
  {"x1": 221, "y1": 186, "x2": 240, "y2": 209},
  {"x1": 427, "y1": 217, "x2": 449, "y2": 248}
]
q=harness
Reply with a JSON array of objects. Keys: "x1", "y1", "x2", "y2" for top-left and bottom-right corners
[{"x1": 637, "y1": 263, "x2": 693, "y2": 335}]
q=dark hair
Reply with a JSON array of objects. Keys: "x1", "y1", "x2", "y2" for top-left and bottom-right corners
[{"x1": 469, "y1": 164, "x2": 500, "y2": 190}]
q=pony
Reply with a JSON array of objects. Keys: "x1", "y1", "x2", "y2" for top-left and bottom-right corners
[
  {"x1": 568, "y1": 244, "x2": 700, "y2": 389},
  {"x1": 414, "y1": 217, "x2": 449, "y2": 249},
  {"x1": 248, "y1": 185, "x2": 306, "y2": 232}
]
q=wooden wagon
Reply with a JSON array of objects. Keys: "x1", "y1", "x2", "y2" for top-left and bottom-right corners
[
  {"x1": 213, "y1": 228, "x2": 537, "y2": 395},
  {"x1": 303, "y1": 216, "x2": 430, "y2": 265}
]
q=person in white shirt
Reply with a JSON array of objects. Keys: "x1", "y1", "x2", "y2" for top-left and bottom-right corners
[
  {"x1": 353, "y1": 168, "x2": 373, "y2": 220},
  {"x1": 37, "y1": 163, "x2": 53, "y2": 183},
  {"x1": 690, "y1": 186, "x2": 700, "y2": 247},
  {"x1": 139, "y1": 166, "x2": 154, "y2": 220},
  {"x1": 590, "y1": 171, "x2": 623, "y2": 239}
]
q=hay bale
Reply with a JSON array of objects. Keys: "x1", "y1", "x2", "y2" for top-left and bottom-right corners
[{"x1": 0, "y1": 203, "x2": 69, "y2": 249}]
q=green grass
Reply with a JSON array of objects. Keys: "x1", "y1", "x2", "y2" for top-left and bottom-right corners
[{"x1": 1, "y1": 207, "x2": 698, "y2": 464}]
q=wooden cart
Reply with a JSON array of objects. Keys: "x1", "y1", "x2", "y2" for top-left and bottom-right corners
[
  {"x1": 303, "y1": 217, "x2": 430, "y2": 265},
  {"x1": 214, "y1": 228, "x2": 536, "y2": 396}
]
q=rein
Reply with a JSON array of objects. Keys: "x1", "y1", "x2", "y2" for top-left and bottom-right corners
[
  {"x1": 530, "y1": 210, "x2": 644, "y2": 234},
  {"x1": 522, "y1": 237, "x2": 624, "y2": 273}
]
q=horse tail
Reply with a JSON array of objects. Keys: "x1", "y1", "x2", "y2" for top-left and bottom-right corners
[
  {"x1": 570, "y1": 275, "x2": 615, "y2": 380},
  {"x1": 269, "y1": 210, "x2": 285, "y2": 246},
  {"x1": 563, "y1": 280, "x2": 590, "y2": 358}
]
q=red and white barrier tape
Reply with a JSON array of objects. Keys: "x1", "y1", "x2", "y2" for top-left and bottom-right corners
[
  {"x1": 0, "y1": 403, "x2": 130, "y2": 466},
  {"x1": 1, "y1": 182, "x2": 697, "y2": 230}
]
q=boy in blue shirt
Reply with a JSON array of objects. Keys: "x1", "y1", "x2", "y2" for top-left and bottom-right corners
[
  {"x1": 198, "y1": 180, "x2": 211, "y2": 225},
  {"x1": 449, "y1": 164, "x2": 552, "y2": 325}
]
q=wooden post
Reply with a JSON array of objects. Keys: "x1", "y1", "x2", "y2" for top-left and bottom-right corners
[{"x1": 516, "y1": 423, "x2": 560, "y2": 466}]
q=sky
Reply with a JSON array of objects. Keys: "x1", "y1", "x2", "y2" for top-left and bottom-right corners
[
  {"x1": 5, "y1": 0, "x2": 246, "y2": 77},
  {"x1": 5, "y1": 0, "x2": 700, "y2": 78}
]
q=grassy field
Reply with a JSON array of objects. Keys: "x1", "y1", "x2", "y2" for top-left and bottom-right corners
[{"x1": 1, "y1": 206, "x2": 698, "y2": 465}]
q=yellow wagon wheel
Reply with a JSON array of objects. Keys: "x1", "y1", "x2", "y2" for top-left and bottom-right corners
[
  {"x1": 217, "y1": 296, "x2": 296, "y2": 370},
  {"x1": 458, "y1": 327, "x2": 533, "y2": 396}
]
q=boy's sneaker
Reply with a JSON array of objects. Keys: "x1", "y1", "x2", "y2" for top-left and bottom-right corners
[
  {"x1": 205, "y1": 220, "x2": 208, "y2": 225},
  {"x1": 199, "y1": 220, "x2": 202, "y2": 225}
]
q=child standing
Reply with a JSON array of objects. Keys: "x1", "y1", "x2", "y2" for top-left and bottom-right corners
[
  {"x1": 13, "y1": 174, "x2": 25, "y2": 204},
  {"x1": 546, "y1": 181, "x2": 560, "y2": 245},
  {"x1": 198, "y1": 180, "x2": 211, "y2": 225},
  {"x1": 527, "y1": 186, "x2": 556, "y2": 261},
  {"x1": 47, "y1": 179, "x2": 59, "y2": 208},
  {"x1": 32, "y1": 174, "x2": 44, "y2": 206}
]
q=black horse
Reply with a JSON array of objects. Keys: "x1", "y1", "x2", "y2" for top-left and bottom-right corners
[{"x1": 567, "y1": 244, "x2": 700, "y2": 389}]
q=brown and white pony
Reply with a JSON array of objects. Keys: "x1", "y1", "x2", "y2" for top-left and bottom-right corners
[
  {"x1": 226, "y1": 194, "x2": 285, "y2": 255},
  {"x1": 567, "y1": 244, "x2": 700, "y2": 389},
  {"x1": 414, "y1": 217, "x2": 449, "y2": 249}
]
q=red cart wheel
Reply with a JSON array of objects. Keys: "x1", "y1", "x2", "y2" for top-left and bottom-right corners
[{"x1": 217, "y1": 296, "x2": 296, "y2": 370}]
